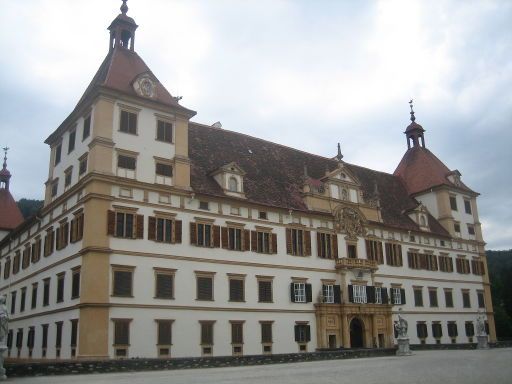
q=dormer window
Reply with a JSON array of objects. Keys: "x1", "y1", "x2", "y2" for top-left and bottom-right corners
[
  {"x1": 420, "y1": 215, "x2": 426, "y2": 227},
  {"x1": 228, "y1": 177, "x2": 238, "y2": 192},
  {"x1": 211, "y1": 162, "x2": 246, "y2": 198}
]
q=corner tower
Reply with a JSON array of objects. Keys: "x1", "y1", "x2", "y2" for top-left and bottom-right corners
[{"x1": 0, "y1": 147, "x2": 24, "y2": 240}]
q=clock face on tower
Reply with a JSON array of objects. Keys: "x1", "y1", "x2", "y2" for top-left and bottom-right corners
[{"x1": 134, "y1": 75, "x2": 156, "y2": 98}]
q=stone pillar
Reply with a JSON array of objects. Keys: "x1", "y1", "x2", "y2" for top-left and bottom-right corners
[{"x1": 342, "y1": 314, "x2": 350, "y2": 348}]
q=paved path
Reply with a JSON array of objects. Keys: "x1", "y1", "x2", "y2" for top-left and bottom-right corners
[{"x1": 10, "y1": 349, "x2": 512, "y2": 384}]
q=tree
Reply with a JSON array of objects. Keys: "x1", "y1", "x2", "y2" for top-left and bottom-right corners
[{"x1": 16, "y1": 199, "x2": 43, "y2": 219}]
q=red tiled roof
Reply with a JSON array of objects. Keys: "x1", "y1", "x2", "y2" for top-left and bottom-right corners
[
  {"x1": 188, "y1": 123, "x2": 450, "y2": 237},
  {"x1": 0, "y1": 189, "x2": 23, "y2": 231},
  {"x1": 393, "y1": 146, "x2": 475, "y2": 196}
]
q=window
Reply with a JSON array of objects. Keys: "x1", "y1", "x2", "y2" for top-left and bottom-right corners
[
  {"x1": 385, "y1": 243, "x2": 403, "y2": 266},
  {"x1": 200, "y1": 321, "x2": 214, "y2": 353},
  {"x1": 444, "y1": 289, "x2": 454, "y2": 308},
  {"x1": 31, "y1": 238, "x2": 42, "y2": 263},
  {"x1": 432, "y1": 322, "x2": 442, "y2": 339},
  {"x1": 79, "y1": 154, "x2": 88, "y2": 176},
  {"x1": 51, "y1": 179, "x2": 58, "y2": 197},
  {"x1": 425, "y1": 254, "x2": 438, "y2": 271},
  {"x1": 155, "y1": 162, "x2": 173, "y2": 177},
  {"x1": 260, "y1": 322, "x2": 273, "y2": 352},
  {"x1": 70, "y1": 319, "x2": 78, "y2": 351},
  {"x1": 391, "y1": 287, "x2": 405, "y2": 305},
  {"x1": 113, "y1": 319, "x2": 131, "y2": 357},
  {"x1": 462, "y1": 290, "x2": 471, "y2": 308},
  {"x1": 258, "y1": 279, "x2": 273, "y2": 303},
  {"x1": 112, "y1": 267, "x2": 134, "y2": 297},
  {"x1": 56, "y1": 273, "x2": 65, "y2": 303},
  {"x1": 439, "y1": 255, "x2": 453, "y2": 272},
  {"x1": 456, "y1": 257, "x2": 471, "y2": 274},
  {"x1": 316, "y1": 232, "x2": 336, "y2": 259},
  {"x1": 454, "y1": 222, "x2": 461, "y2": 233},
  {"x1": 83, "y1": 115, "x2": 91, "y2": 140},
  {"x1": 156, "y1": 320, "x2": 173, "y2": 347},
  {"x1": 190, "y1": 222, "x2": 219, "y2": 248},
  {"x1": 156, "y1": 120, "x2": 173, "y2": 142},
  {"x1": 229, "y1": 277, "x2": 245, "y2": 302},
  {"x1": 465, "y1": 321, "x2": 475, "y2": 337},
  {"x1": 449, "y1": 196, "x2": 457, "y2": 211},
  {"x1": 68, "y1": 130, "x2": 76, "y2": 153},
  {"x1": 70, "y1": 211, "x2": 84, "y2": 243},
  {"x1": 108, "y1": 210, "x2": 143, "y2": 239},
  {"x1": 448, "y1": 322, "x2": 458, "y2": 338},
  {"x1": 44, "y1": 228, "x2": 55, "y2": 257},
  {"x1": 54, "y1": 144, "x2": 62, "y2": 165},
  {"x1": 416, "y1": 322, "x2": 428, "y2": 339},
  {"x1": 227, "y1": 227, "x2": 243, "y2": 251},
  {"x1": 20, "y1": 288, "x2": 26, "y2": 312},
  {"x1": 464, "y1": 199, "x2": 472, "y2": 214},
  {"x1": 294, "y1": 323, "x2": 311, "y2": 344},
  {"x1": 286, "y1": 228, "x2": 311, "y2": 256},
  {"x1": 322, "y1": 284, "x2": 334, "y2": 303},
  {"x1": 414, "y1": 287, "x2": 423, "y2": 307},
  {"x1": 228, "y1": 177, "x2": 238, "y2": 192},
  {"x1": 22, "y1": 246, "x2": 31, "y2": 269},
  {"x1": 429, "y1": 288, "x2": 438, "y2": 307},
  {"x1": 471, "y1": 259, "x2": 485, "y2": 275},
  {"x1": 120, "y1": 110, "x2": 137, "y2": 134},
  {"x1": 148, "y1": 216, "x2": 180, "y2": 243},
  {"x1": 41, "y1": 324, "x2": 49, "y2": 351},
  {"x1": 7, "y1": 329, "x2": 13, "y2": 351},
  {"x1": 347, "y1": 244, "x2": 357, "y2": 259},
  {"x1": 199, "y1": 201, "x2": 209, "y2": 210},
  {"x1": 466, "y1": 224, "x2": 475, "y2": 236},
  {"x1": 10, "y1": 291, "x2": 16, "y2": 314},
  {"x1": 55, "y1": 321, "x2": 63, "y2": 349},
  {"x1": 196, "y1": 274, "x2": 214, "y2": 301},
  {"x1": 407, "y1": 251, "x2": 422, "y2": 269},
  {"x1": 13, "y1": 251, "x2": 20, "y2": 274},
  {"x1": 31, "y1": 283, "x2": 38, "y2": 309},
  {"x1": 374, "y1": 286, "x2": 384, "y2": 304},
  {"x1": 55, "y1": 220, "x2": 69, "y2": 251},
  {"x1": 3, "y1": 258, "x2": 10, "y2": 279},
  {"x1": 231, "y1": 321, "x2": 244, "y2": 355},
  {"x1": 366, "y1": 239, "x2": 383, "y2": 264},
  {"x1": 43, "y1": 278, "x2": 50, "y2": 306},
  {"x1": 69, "y1": 267, "x2": 80, "y2": 299},
  {"x1": 349, "y1": 285, "x2": 368, "y2": 304},
  {"x1": 155, "y1": 269, "x2": 175, "y2": 299},
  {"x1": 16, "y1": 328, "x2": 23, "y2": 349},
  {"x1": 258, "y1": 211, "x2": 268, "y2": 220},
  {"x1": 291, "y1": 282, "x2": 312, "y2": 303},
  {"x1": 250, "y1": 230, "x2": 277, "y2": 254},
  {"x1": 117, "y1": 154, "x2": 136, "y2": 170},
  {"x1": 477, "y1": 291, "x2": 485, "y2": 308}
]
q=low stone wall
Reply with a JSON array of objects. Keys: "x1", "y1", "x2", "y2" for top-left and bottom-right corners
[{"x1": 5, "y1": 348, "x2": 395, "y2": 377}]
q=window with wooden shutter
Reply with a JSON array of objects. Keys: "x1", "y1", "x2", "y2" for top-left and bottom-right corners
[
  {"x1": 155, "y1": 269, "x2": 175, "y2": 299},
  {"x1": 56, "y1": 221, "x2": 69, "y2": 250},
  {"x1": 385, "y1": 243, "x2": 403, "y2": 266},
  {"x1": 229, "y1": 278, "x2": 245, "y2": 302},
  {"x1": 347, "y1": 244, "x2": 357, "y2": 259},
  {"x1": 260, "y1": 322, "x2": 273, "y2": 343},
  {"x1": 231, "y1": 322, "x2": 244, "y2": 344},
  {"x1": 71, "y1": 268, "x2": 80, "y2": 299},
  {"x1": 414, "y1": 288, "x2": 423, "y2": 307},
  {"x1": 56, "y1": 273, "x2": 65, "y2": 303},
  {"x1": 109, "y1": 211, "x2": 141, "y2": 239},
  {"x1": 444, "y1": 289, "x2": 454, "y2": 307},
  {"x1": 258, "y1": 280, "x2": 273, "y2": 303},
  {"x1": 193, "y1": 222, "x2": 216, "y2": 247},
  {"x1": 27, "y1": 327, "x2": 35, "y2": 349},
  {"x1": 439, "y1": 255, "x2": 453, "y2": 272},
  {"x1": 462, "y1": 290, "x2": 471, "y2": 308},
  {"x1": 366, "y1": 239, "x2": 383, "y2": 264},
  {"x1": 292, "y1": 282, "x2": 306, "y2": 303},
  {"x1": 112, "y1": 267, "x2": 135, "y2": 297},
  {"x1": 429, "y1": 288, "x2": 438, "y2": 307},
  {"x1": 196, "y1": 275, "x2": 214, "y2": 301},
  {"x1": 287, "y1": 228, "x2": 311, "y2": 256},
  {"x1": 15, "y1": 328, "x2": 23, "y2": 348},
  {"x1": 70, "y1": 211, "x2": 84, "y2": 243},
  {"x1": 200, "y1": 321, "x2": 214, "y2": 345},
  {"x1": 70, "y1": 319, "x2": 78, "y2": 347},
  {"x1": 416, "y1": 322, "x2": 428, "y2": 339},
  {"x1": 44, "y1": 229, "x2": 54, "y2": 257},
  {"x1": 43, "y1": 278, "x2": 50, "y2": 306},
  {"x1": 22, "y1": 246, "x2": 30, "y2": 269},
  {"x1": 294, "y1": 324, "x2": 311, "y2": 343},
  {"x1": 465, "y1": 321, "x2": 475, "y2": 337},
  {"x1": 432, "y1": 322, "x2": 443, "y2": 338},
  {"x1": 157, "y1": 320, "x2": 173, "y2": 345},
  {"x1": 156, "y1": 120, "x2": 173, "y2": 143},
  {"x1": 318, "y1": 232, "x2": 337, "y2": 259},
  {"x1": 31, "y1": 283, "x2": 38, "y2": 309},
  {"x1": 113, "y1": 319, "x2": 131, "y2": 345},
  {"x1": 448, "y1": 322, "x2": 458, "y2": 338},
  {"x1": 13, "y1": 251, "x2": 20, "y2": 274},
  {"x1": 3, "y1": 258, "x2": 10, "y2": 279},
  {"x1": 31, "y1": 238, "x2": 41, "y2": 263},
  {"x1": 120, "y1": 110, "x2": 137, "y2": 134},
  {"x1": 55, "y1": 321, "x2": 63, "y2": 348}
]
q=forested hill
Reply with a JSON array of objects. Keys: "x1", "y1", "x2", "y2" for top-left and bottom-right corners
[
  {"x1": 486, "y1": 249, "x2": 512, "y2": 338},
  {"x1": 16, "y1": 199, "x2": 43, "y2": 219}
]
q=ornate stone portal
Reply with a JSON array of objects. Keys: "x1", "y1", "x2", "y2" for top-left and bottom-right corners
[{"x1": 0, "y1": 295, "x2": 8, "y2": 380}]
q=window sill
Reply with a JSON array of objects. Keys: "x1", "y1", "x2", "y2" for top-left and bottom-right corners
[
  {"x1": 154, "y1": 296, "x2": 175, "y2": 300},
  {"x1": 229, "y1": 300, "x2": 246, "y2": 303},
  {"x1": 258, "y1": 301, "x2": 274, "y2": 304},
  {"x1": 196, "y1": 298, "x2": 214, "y2": 302},
  {"x1": 111, "y1": 294, "x2": 134, "y2": 298},
  {"x1": 155, "y1": 138, "x2": 173, "y2": 144}
]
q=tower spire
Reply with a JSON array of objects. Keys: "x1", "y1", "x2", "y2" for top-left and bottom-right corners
[
  {"x1": 2, "y1": 147, "x2": 8, "y2": 170},
  {"x1": 120, "y1": 0, "x2": 128, "y2": 15},
  {"x1": 409, "y1": 99, "x2": 416, "y2": 122},
  {"x1": 404, "y1": 100, "x2": 426, "y2": 149},
  {"x1": 108, "y1": 0, "x2": 138, "y2": 52},
  {"x1": 336, "y1": 142, "x2": 344, "y2": 162},
  {"x1": 0, "y1": 146, "x2": 11, "y2": 190}
]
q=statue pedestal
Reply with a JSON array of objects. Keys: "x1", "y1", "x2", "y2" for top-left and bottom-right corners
[
  {"x1": 0, "y1": 344, "x2": 7, "y2": 381},
  {"x1": 477, "y1": 335, "x2": 489, "y2": 349},
  {"x1": 396, "y1": 337, "x2": 412, "y2": 356}
]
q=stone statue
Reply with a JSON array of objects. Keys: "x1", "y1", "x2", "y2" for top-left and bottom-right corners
[
  {"x1": 476, "y1": 312, "x2": 487, "y2": 337},
  {"x1": 394, "y1": 314, "x2": 408, "y2": 338},
  {"x1": 0, "y1": 295, "x2": 7, "y2": 345}
]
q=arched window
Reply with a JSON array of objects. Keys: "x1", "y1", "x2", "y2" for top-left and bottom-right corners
[
  {"x1": 228, "y1": 177, "x2": 238, "y2": 192},
  {"x1": 341, "y1": 188, "x2": 348, "y2": 201},
  {"x1": 420, "y1": 215, "x2": 426, "y2": 226}
]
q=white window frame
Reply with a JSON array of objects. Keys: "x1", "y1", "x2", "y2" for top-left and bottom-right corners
[
  {"x1": 294, "y1": 283, "x2": 306, "y2": 303},
  {"x1": 392, "y1": 287, "x2": 402, "y2": 305},
  {"x1": 322, "y1": 284, "x2": 334, "y2": 304},
  {"x1": 375, "y1": 287, "x2": 382, "y2": 304},
  {"x1": 353, "y1": 285, "x2": 367, "y2": 304}
]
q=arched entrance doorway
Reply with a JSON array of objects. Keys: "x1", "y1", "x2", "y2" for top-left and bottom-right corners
[{"x1": 350, "y1": 317, "x2": 364, "y2": 348}]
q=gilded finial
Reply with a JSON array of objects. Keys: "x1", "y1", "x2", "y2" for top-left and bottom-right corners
[
  {"x1": 121, "y1": 0, "x2": 128, "y2": 15},
  {"x1": 409, "y1": 99, "x2": 416, "y2": 122},
  {"x1": 336, "y1": 142, "x2": 343, "y2": 162}
]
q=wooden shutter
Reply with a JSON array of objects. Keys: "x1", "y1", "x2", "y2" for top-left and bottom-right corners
[
  {"x1": 114, "y1": 271, "x2": 132, "y2": 296},
  {"x1": 148, "y1": 217, "x2": 156, "y2": 240},
  {"x1": 271, "y1": 233, "x2": 278, "y2": 254},
  {"x1": 156, "y1": 274, "x2": 173, "y2": 299},
  {"x1": 158, "y1": 321, "x2": 172, "y2": 345},
  {"x1": 290, "y1": 282, "x2": 295, "y2": 302},
  {"x1": 348, "y1": 285, "x2": 354, "y2": 303},
  {"x1": 70, "y1": 219, "x2": 76, "y2": 243},
  {"x1": 332, "y1": 234, "x2": 338, "y2": 259},
  {"x1": 334, "y1": 285, "x2": 341, "y2": 304},
  {"x1": 229, "y1": 279, "x2": 244, "y2": 301},
  {"x1": 190, "y1": 222, "x2": 197, "y2": 245},
  {"x1": 366, "y1": 286, "x2": 376, "y2": 304},
  {"x1": 243, "y1": 229, "x2": 250, "y2": 251},
  {"x1": 316, "y1": 232, "x2": 322, "y2": 257},
  {"x1": 251, "y1": 231, "x2": 257, "y2": 252},
  {"x1": 286, "y1": 228, "x2": 292, "y2": 254},
  {"x1": 55, "y1": 227, "x2": 61, "y2": 250},
  {"x1": 305, "y1": 283, "x2": 312, "y2": 303},
  {"x1": 107, "y1": 210, "x2": 116, "y2": 236},
  {"x1": 136, "y1": 215, "x2": 144, "y2": 239},
  {"x1": 304, "y1": 230, "x2": 311, "y2": 256},
  {"x1": 305, "y1": 325, "x2": 311, "y2": 342},
  {"x1": 114, "y1": 321, "x2": 129, "y2": 345},
  {"x1": 213, "y1": 225, "x2": 221, "y2": 248},
  {"x1": 400, "y1": 288, "x2": 406, "y2": 305},
  {"x1": 174, "y1": 220, "x2": 182, "y2": 243},
  {"x1": 221, "y1": 227, "x2": 228, "y2": 249},
  {"x1": 197, "y1": 277, "x2": 213, "y2": 300},
  {"x1": 294, "y1": 325, "x2": 300, "y2": 342}
]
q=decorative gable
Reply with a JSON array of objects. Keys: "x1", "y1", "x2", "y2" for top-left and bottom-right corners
[
  {"x1": 407, "y1": 203, "x2": 430, "y2": 231},
  {"x1": 322, "y1": 165, "x2": 362, "y2": 203},
  {"x1": 210, "y1": 162, "x2": 246, "y2": 198}
]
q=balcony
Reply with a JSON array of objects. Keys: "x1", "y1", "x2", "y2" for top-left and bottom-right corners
[{"x1": 335, "y1": 257, "x2": 378, "y2": 271}]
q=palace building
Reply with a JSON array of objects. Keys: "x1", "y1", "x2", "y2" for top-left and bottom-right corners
[{"x1": 0, "y1": 1, "x2": 495, "y2": 360}]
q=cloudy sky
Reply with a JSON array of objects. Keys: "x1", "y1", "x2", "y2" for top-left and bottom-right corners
[{"x1": 0, "y1": 0, "x2": 511, "y2": 250}]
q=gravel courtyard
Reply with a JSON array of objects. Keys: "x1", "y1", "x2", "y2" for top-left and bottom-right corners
[{"x1": 10, "y1": 348, "x2": 512, "y2": 384}]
